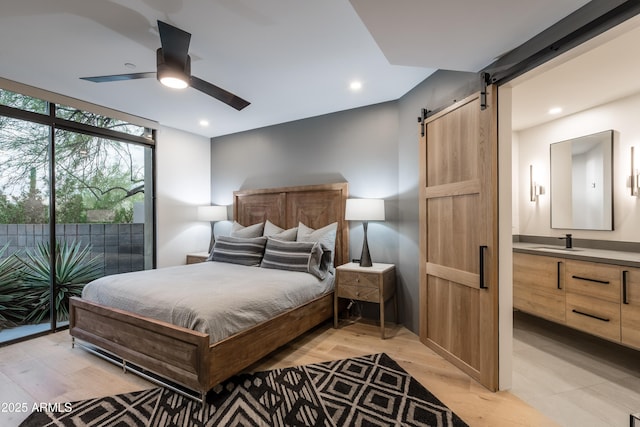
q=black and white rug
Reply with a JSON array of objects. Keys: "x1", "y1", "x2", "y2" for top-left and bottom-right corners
[{"x1": 21, "y1": 353, "x2": 468, "y2": 426}]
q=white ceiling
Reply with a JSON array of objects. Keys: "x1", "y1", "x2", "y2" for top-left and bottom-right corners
[
  {"x1": 0, "y1": 0, "x2": 592, "y2": 138},
  {"x1": 512, "y1": 13, "x2": 640, "y2": 131}
]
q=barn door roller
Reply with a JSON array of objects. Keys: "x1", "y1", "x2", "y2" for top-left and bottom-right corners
[
  {"x1": 480, "y1": 72, "x2": 492, "y2": 110},
  {"x1": 417, "y1": 107, "x2": 429, "y2": 137}
]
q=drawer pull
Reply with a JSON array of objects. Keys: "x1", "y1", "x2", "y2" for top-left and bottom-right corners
[
  {"x1": 572, "y1": 309, "x2": 610, "y2": 322},
  {"x1": 557, "y1": 261, "x2": 562, "y2": 289},
  {"x1": 623, "y1": 270, "x2": 629, "y2": 304},
  {"x1": 571, "y1": 275, "x2": 610, "y2": 285}
]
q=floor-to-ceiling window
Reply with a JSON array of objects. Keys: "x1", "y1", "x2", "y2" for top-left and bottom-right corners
[
  {"x1": 0, "y1": 87, "x2": 156, "y2": 344},
  {"x1": 0, "y1": 99, "x2": 51, "y2": 340}
]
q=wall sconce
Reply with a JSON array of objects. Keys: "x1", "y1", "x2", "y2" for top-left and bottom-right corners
[
  {"x1": 631, "y1": 147, "x2": 639, "y2": 197},
  {"x1": 529, "y1": 165, "x2": 544, "y2": 202}
]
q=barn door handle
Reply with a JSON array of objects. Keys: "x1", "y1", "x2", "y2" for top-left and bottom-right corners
[{"x1": 479, "y1": 245, "x2": 488, "y2": 289}]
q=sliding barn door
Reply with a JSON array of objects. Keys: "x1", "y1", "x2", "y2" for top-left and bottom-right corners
[{"x1": 418, "y1": 87, "x2": 499, "y2": 390}]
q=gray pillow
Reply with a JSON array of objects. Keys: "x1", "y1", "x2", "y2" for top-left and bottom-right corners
[
  {"x1": 263, "y1": 219, "x2": 298, "y2": 241},
  {"x1": 230, "y1": 221, "x2": 264, "y2": 238},
  {"x1": 297, "y1": 222, "x2": 338, "y2": 265}
]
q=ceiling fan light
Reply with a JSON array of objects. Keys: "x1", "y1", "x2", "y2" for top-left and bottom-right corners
[
  {"x1": 160, "y1": 75, "x2": 188, "y2": 89},
  {"x1": 156, "y1": 48, "x2": 190, "y2": 89}
]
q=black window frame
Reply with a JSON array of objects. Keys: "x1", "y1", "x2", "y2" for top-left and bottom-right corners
[{"x1": 0, "y1": 91, "x2": 157, "y2": 345}]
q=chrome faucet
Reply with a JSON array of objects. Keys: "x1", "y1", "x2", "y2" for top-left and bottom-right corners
[{"x1": 558, "y1": 233, "x2": 572, "y2": 249}]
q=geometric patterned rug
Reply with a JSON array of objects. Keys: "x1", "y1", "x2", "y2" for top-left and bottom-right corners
[{"x1": 20, "y1": 353, "x2": 468, "y2": 426}]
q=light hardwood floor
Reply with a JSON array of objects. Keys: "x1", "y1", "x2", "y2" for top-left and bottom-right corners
[{"x1": 0, "y1": 319, "x2": 553, "y2": 426}]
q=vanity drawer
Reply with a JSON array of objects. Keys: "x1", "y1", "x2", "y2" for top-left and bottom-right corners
[
  {"x1": 513, "y1": 253, "x2": 565, "y2": 292},
  {"x1": 513, "y1": 284, "x2": 565, "y2": 323},
  {"x1": 621, "y1": 268, "x2": 640, "y2": 350},
  {"x1": 566, "y1": 292, "x2": 621, "y2": 342},
  {"x1": 565, "y1": 260, "x2": 620, "y2": 303}
]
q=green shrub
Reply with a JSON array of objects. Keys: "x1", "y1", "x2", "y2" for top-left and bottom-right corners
[
  {"x1": 19, "y1": 240, "x2": 103, "y2": 323},
  {"x1": 0, "y1": 244, "x2": 28, "y2": 329}
]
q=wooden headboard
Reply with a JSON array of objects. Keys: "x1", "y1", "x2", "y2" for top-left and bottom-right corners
[{"x1": 233, "y1": 183, "x2": 349, "y2": 267}]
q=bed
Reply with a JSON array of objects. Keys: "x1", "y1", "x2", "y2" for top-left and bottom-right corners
[{"x1": 69, "y1": 182, "x2": 349, "y2": 402}]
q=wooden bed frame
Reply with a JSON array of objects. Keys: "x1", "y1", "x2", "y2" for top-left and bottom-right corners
[{"x1": 69, "y1": 182, "x2": 349, "y2": 401}]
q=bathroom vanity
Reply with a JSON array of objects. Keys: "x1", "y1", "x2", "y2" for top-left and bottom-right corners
[{"x1": 513, "y1": 243, "x2": 640, "y2": 351}]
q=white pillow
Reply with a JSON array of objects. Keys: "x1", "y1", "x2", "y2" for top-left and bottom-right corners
[
  {"x1": 263, "y1": 219, "x2": 298, "y2": 241},
  {"x1": 230, "y1": 221, "x2": 264, "y2": 238},
  {"x1": 297, "y1": 221, "x2": 337, "y2": 264}
]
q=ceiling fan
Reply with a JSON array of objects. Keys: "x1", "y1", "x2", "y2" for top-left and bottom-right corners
[{"x1": 80, "y1": 20, "x2": 250, "y2": 111}]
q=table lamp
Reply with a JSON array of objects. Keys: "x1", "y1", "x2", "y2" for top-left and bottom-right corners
[
  {"x1": 345, "y1": 198, "x2": 385, "y2": 267},
  {"x1": 198, "y1": 205, "x2": 228, "y2": 253}
]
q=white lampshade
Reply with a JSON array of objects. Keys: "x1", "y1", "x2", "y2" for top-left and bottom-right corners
[
  {"x1": 345, "y1": 199, "x2": 385, "y2": 221},
  {"x1": 197, "y1": 205, "x2": 228, "y2": 222}
]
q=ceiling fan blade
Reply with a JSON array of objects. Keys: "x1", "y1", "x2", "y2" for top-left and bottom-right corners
[
  {"x1": 80, "y1": 21, "x2": 250, "y2": 111},
  {"x1": 190, "y1": 76, "x2": 250, "y2": 111},
  {"x1": 157, "y1": 20, "x2": 191, "y2": 67},
  {"x1": 81, "y1": 72, "x2": 156, "y2": 83}
]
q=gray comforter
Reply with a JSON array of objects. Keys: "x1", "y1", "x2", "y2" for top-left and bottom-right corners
[{"x1": 82, "y1": 261, "x2": 334, "y2": 344}]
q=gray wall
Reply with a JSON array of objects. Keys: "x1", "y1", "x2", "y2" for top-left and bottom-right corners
[
  {"x1": 210, "y1": 70, "x2": 478, "y2": 333},
  {"x1": 210, "y1": 101, "x2": 400, "y2": 267}
]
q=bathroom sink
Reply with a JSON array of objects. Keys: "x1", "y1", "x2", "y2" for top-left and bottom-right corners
[{"x1": 532, "y1": 246, "x2": 582, "y2": 252}]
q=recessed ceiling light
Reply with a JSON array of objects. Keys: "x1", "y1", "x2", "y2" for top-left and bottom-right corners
[
  {"x1": 199, "y1": 120, "x2": 209, "y2": 127},
  {"x1": 349, "y1": 81, "x2": 362, "y2": 91},
  {"x1": 548, "y1": 107, "x2": 562, "y2": 115}
]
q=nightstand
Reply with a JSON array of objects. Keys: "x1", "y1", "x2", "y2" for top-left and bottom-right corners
[
  {"x1": 186, "y1": 252, "x2": 209, "y2": 264},
  {"x1": 334, "y1": 262, "x2": 397, "y2": 339}
]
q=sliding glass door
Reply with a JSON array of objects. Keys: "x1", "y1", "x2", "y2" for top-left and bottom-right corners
[
  {"x1": 0, "y1": 113, "x2": 51, "y2": 340},
  {"x1": 0, "y1": 88, "x2": 155, "y2": 344}
]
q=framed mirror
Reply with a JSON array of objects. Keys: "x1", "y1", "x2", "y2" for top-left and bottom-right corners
[{"x1": 550, "y1": 130, "x2": 613, "y2": 230}]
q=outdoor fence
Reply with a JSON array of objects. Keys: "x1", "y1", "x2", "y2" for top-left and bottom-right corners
[{"x1": 0, "y1": 223, "x2": 144, "y2": 275}]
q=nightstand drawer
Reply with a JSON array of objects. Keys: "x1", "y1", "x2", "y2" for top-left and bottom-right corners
[
  {"x1": 337, "y1": 284, "x2": 379, "y2": 303},
  {"x1": 338, "y1": 271, "x2": 379, "y2": 289},
  {"x1": 334, "y1": 262, "x2": 396, "y2": 339}
]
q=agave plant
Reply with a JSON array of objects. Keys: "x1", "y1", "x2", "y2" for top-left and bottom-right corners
[
  {"x1": 19, "y1": 240, "x2": 103, "y2": 323},
  {"x1": 0, "y1": 244, "x2": 28, "y2": 329}
]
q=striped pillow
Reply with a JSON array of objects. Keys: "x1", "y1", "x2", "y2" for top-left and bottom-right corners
[
  {"x1": 210, "y1": 236, "x2": 267, "y2": 266},
  {"x1": 260, "y1": 238, "x2": 331, "y2": 279}
]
